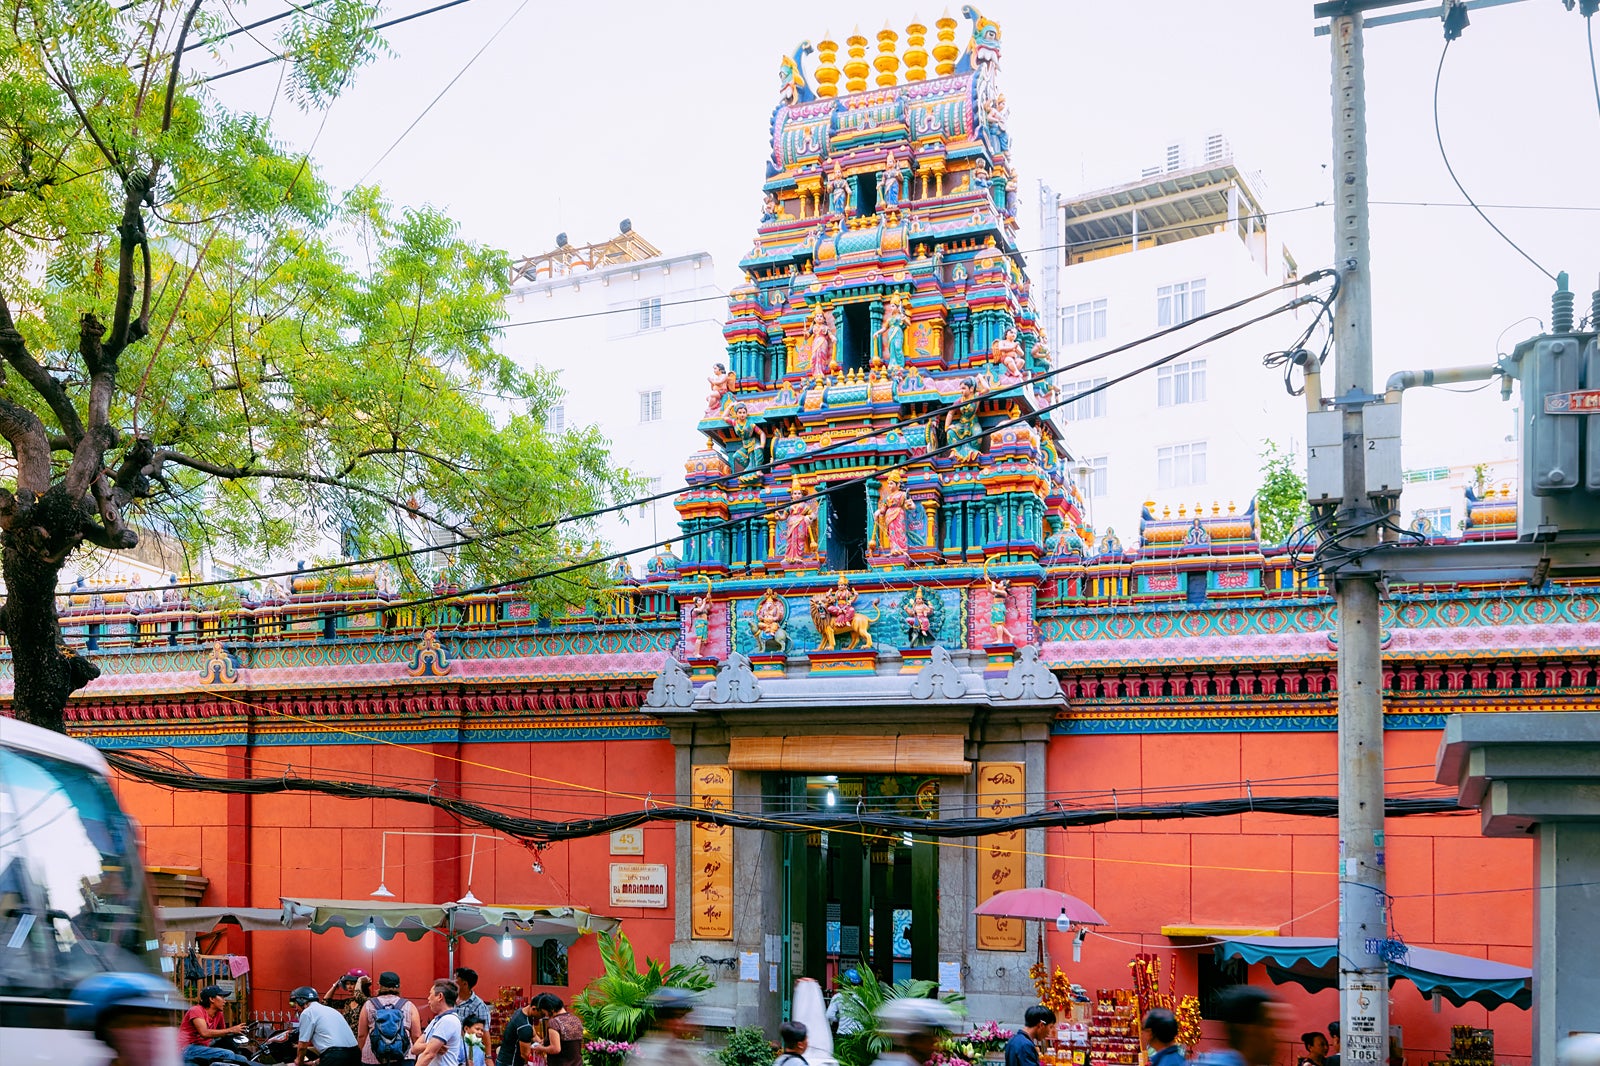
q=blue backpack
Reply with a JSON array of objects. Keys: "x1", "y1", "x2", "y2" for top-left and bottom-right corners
[{"x1": 369, "y1": 996, "x2": 409, "y2": 1063}]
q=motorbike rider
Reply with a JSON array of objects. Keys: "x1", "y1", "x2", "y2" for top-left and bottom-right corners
[
  {"x1": 873, "y1": 999, "x2": 960, "y2": 1066},
  {"x1": 291, "y1": 985, "x2": 361, "y2": 1066},
  {"x1": 628, "y1": 988, "x2": 704, "y2": 1066},
  {"x1": 179, "y1": 984, "x2": 252, "y2": 1065},
  {"x1": 68, "y1": 971, "x2": 186, "y2": 1066}
]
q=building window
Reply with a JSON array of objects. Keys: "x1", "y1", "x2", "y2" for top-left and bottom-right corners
[
  {"x1": 1062, "y1": 378, "x2": 1108, "y2": 421},
  {"x1": 535, "y1": 939, "x2": 569, "y2": 986},
  {"x1": 1083, "y1": 456, "x2": 1108, "y2": 498},
  {"x1": 638, "y1": 297, "x2": 662, "y2": 330},
  {"x1": 549, "y1": 404, "x2": 566, "y2": 435},
  {"x1": 1157, "y1": 359, "x2": 1206, "y2": 407},
  {"x1": 1157, "y1": 279, "x2": 1207, "y2": 327},
  {"x1": 1414, "y1": 507, "x2": 1453, "y2": 535},
  {"x1": 1402, "y1": 466, "x2": 1449, "y2": 484},
  {"x1": 1197, "y1": 954, "x2": 1248, "y2": 1020},
  {"x1": 1061, "y1": 299, "x2": 1107, "y2": 345},
  {"x1": 1157, "y1": 442, "x2": 1207, "y2": 489},
  {"x1": 639, "y1": 476, "x2": 663, "y2": 514},
  {"x1": 639, "y1": 390, "x2": 663, "y2": 423}
]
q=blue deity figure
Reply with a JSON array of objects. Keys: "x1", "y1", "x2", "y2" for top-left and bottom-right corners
[
  {"x1": 942, "y1": 377, "x2": 985, "y2": 467},
  {"x1": 879, "y1": 149, "x2": 906, "y2": 209},
  {"x1": 725, "y1": 403, "x2": 768, "y2": 484},
  {"x1": 875, "y1": 295, "x2": 910, "y2": 375},
  {"x1": 827, "y1": 161, "x2": 850, "y2": 216}
]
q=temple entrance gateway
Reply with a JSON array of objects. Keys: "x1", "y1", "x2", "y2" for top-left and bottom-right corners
[{"x1": 779, "y1": 774, "x2": 939, "y2": 1008}]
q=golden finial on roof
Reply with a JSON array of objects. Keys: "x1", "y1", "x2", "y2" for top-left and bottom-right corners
[
  {"x1": 815, "y1": 31, "x2": 840, "y2": 96},
  {"x1": 904, "y1": 17, "x2": 929, "y2": 81},
  {"x1": 874, "y1": 22, "x2": 900, "y2": 87},
  {"x1": 1177, "y1": 503, "x2": 1187, "y2": 517},
  {"x1": 844, "y1": 27, "x2": 870, "y2": 93},
  {"x1": 932, "y1": 9, "x2": 959, "y2": 76}
]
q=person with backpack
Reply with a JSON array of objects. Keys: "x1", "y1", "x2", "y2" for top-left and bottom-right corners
[{"x1": 359, "y1": 972, "x2": 423, "y2": 1066}]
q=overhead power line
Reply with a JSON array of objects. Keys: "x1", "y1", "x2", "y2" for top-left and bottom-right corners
[
  {"x1": 202, "y1": 0, "x2": 483, "y2": 83},
  {"x1": 83, "y1": 272, "x2": 1333, "y2": 600},
  {"x1": 101, "y1": 750, "x2": 1466, "y2": 846}
]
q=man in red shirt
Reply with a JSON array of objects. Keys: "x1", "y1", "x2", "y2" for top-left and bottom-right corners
[{"x1": 179, "y1": 985, "x2": 251, "y2": 1065}]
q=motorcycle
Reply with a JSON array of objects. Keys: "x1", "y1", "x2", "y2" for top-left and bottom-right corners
[{"x1": 210, "y1": 1022, "x2": 298, "y2": 1065}]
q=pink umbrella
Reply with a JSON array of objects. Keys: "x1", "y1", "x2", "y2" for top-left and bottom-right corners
[
  {"x1": 973, "y1": 887, "x2": 1107, "y2": 925},
  {"x1": 973, "y1": 888, "x2": 1107, "y2": 964}
]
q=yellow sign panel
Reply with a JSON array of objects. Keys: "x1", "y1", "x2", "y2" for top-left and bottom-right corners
[
  {"x1": 691, "y1": 764, "x2": 734, "y2": 940},
  {"x1": 975, "y1": 761, "x2": 1026, "y2": 951}
]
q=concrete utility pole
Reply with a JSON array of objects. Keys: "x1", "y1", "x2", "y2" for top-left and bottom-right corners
[{"x1": 1326, "y1": 9, "x2": 1389, "y2": 1063}]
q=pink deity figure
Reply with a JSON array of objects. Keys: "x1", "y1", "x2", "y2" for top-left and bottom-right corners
[
  {"x1": 706, "y1": 362, "x2": 736, "y2": 413},
  {"x1": 826, "y1": 575, "x2": 857, "y2": 627},
  {"x1": 870, "y1": 471, "x2": 910, "y2": 556},
  {"x1": 689, "y1": 593, "x2": 712, "y2": 657},
  {"x1": 782, "y1": 499, "x2": 818, "y2": 563},
  {"x1": 986, "y1": 577, "x2": 1016, "y2": 645},
  {"x1": 806, "y1": 306, "x2": 837, "y2": 381},
  {"x1": 990, "y1": 327, "x2": 1026, "y2": 380}
]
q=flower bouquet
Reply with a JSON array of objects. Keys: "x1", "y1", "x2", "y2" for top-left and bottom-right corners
[{"x1": 585, "y1": 1039, "x2": 635, "y2": 1066}]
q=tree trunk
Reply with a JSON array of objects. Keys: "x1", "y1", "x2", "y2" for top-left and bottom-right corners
[{"x1": 0, "y1": 487, "x2": 101, "y2": 733}]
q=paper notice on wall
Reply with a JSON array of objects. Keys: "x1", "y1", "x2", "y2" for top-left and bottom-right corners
[
  {"x1": 739, "y1": 952, "x2": 760, "y2": 982},
  {"x1": 938, "y1": 960, "x2": 962, "y2": 995},
  {"x1": 769, "y1": 963, "x2": 779, "y2": 992}
]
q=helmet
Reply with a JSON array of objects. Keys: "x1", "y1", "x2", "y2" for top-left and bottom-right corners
[
  {"x1": 646, "y1": 987, "x2": 702, "y2": 1016},
  {"x1": 841, "y1": 968, "x2": 862, "y2": 986},
  {"x1": 877, "y1": 998, "x2": 959, "y2": 1037},
  {"x1": 67, "y1": 972, "x2": 185, "y2": 1029},
  {"x1": 1558, "y1": 1035, "x2": 1600, "y2": 1066},
  {"x1": 289, "y1": 986, "x2": 319, "y2": 1005}
]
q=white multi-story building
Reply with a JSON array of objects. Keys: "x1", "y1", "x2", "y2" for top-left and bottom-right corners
[
  {"x1": 505, "y1": 225, "x2": 724, "y2": 568},
  {"x1": 1037, "y1": 139, "x2": 1304, "y2": 545}
]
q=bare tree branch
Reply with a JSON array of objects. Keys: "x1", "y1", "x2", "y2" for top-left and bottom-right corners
[{"x1": 0, "y1": 288, "x2": 87, "y2": 444}]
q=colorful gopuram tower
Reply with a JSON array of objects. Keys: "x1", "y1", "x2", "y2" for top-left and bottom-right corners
[
  {"x1": 650, "y1": 10, "x2": 1087, "y2": 1027},
  {"x1": 667, "y1": 7, "x2": 1086, "y2": 679}
]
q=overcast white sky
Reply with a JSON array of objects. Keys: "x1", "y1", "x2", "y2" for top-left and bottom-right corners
[{"x1": 202, "y1": 0, "x2": 1600, "y2": 471}]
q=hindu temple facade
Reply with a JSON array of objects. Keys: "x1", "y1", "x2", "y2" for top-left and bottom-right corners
[{"x1": 10, "y1": 11, "x2": 1575, "y2": 1062}]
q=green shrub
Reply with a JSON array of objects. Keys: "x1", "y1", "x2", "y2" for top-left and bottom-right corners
[
  {"x1": 717, "y1": 1026, "x2": 775, "y2": 1066},
  {"x1": 572, "y1": 930, "x2": 716, "y2": 1042}
]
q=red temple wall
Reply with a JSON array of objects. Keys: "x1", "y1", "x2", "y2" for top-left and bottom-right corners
[
  {"x1": 113, "y1": 729, "x2": 1534, "y2": 1063},
  {"x1": 113, "y1": 738, "x2": 678, "y2": 1013},
  {"x1": 1042, "y1": 729, "x2": 1533, "y2": 1065}
]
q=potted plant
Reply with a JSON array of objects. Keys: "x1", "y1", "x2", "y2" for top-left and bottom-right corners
[
  {"x1": 833, "y1": 968, "x2": 964, "y2": 1066},
  {"x1": 573, "y1": 930, "x2": 715, "y2": 1042}
]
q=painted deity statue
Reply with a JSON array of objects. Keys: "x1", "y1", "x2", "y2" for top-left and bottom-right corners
[
  {"x1": 707, "y1": 362, "x2": 736, "y2": 413},
  {"x1": 986, "y1": 576, "x2": 1016, "y2": 645},
  {"x1": 826, "y1": 574, "x2": 857, "y2": 629},
  {"x1": 805, "y1": 305, "x2": 837, "y2": 381},
  {"x1": 761, "y1": 192, "x2": 780, "y2": 223},
  {"x1": 689, "y1": 592, "x2": 712, "y2": 657},
  {"x1": 827, "y1": 161, "x2": 850, "y2": 216},
  {"x1": 751, "y1": 589, "x2": 788, "y2": 652},
  {"x1": 943, "y1": 377, "x2": 985, "y2": 466},
  {"x1": 988, "y1": 327, "x2": 1026, "y2": 382},
  {"x1": 878, "y1": 149, "x2": 906, "y2": 209},
  {"x1": 781, "y1": 498, "x2": 818, "y2": 563},
  {"x1": 903, "y1": 587, "x2": 935, "y2": 646},
  {"x1": 970, "y1": 159, "x2": 991, "y2": 195},
  {"x1": 874, "y1": 295, "x2": 910, "y2": 376},
  {"x1": 726, "y1": 403, "x2": 767, "y2": 483},
  {"x1": 870, "y1": 470, "x2": 911, "y2": 557}
]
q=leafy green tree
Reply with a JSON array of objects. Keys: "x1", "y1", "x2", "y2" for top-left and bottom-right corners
[
  {"x1": 572, "y1": 929, "x2": 716, "y2": 1042},
  {"x1": 1255, "y1": 439, "x2": 1308, "y2": 546},
  {"x1": 0, "y1": 0, "x2": 634, "y2": 731},
  {"x1": 833, "y1": 967, "x2": 964, "y2": 1066}
]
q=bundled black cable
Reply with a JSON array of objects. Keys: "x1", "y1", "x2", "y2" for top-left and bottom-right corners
[{"x1": 103, "y1": 751, "x2": 1466, "y2": 845}]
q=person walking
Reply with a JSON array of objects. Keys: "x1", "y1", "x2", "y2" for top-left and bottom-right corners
[
  {"x1": 498, "y1": 998, "x2": 543, "y2": 1066},
  {"x1": 358, "y1": 971, "x2": 422, "y2": 1066},
  {"x1": 872, "y1": 999, "x2": 959, "y2": 1066},
  {"x1": 411, "y1": 979, "x2": 465, "y2": 1066},
  {"x1": 291, "y1": 986, "x2": 360, "y2": 1066},
  {"x1": 1195, "y1": 987, "x2": 1289, "y2": 1066},
  {"x1": 775, "y1": 1021, "x2": 810, "y2": 1066},
  {"x1": 1004, "y1": 1006, "x2": 1055, "y2": 1066},
  {"x1": 1141, "y1": 1009, "x2": 1186, "y2": 1066},
  {"x1": 453, "y1": 969, "x2": 492, "y2": 1031}
]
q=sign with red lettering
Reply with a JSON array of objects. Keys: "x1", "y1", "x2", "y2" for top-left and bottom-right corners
[
  {"x1": 1544, "y1": 390, "x2": 1600, "y2": 413},
  {"x1": 609, "y1": 863, "x2": 669, "y2": 908},
  {"x1": 976, "y1": 761, "x2": 1026, "y2": 951}
]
